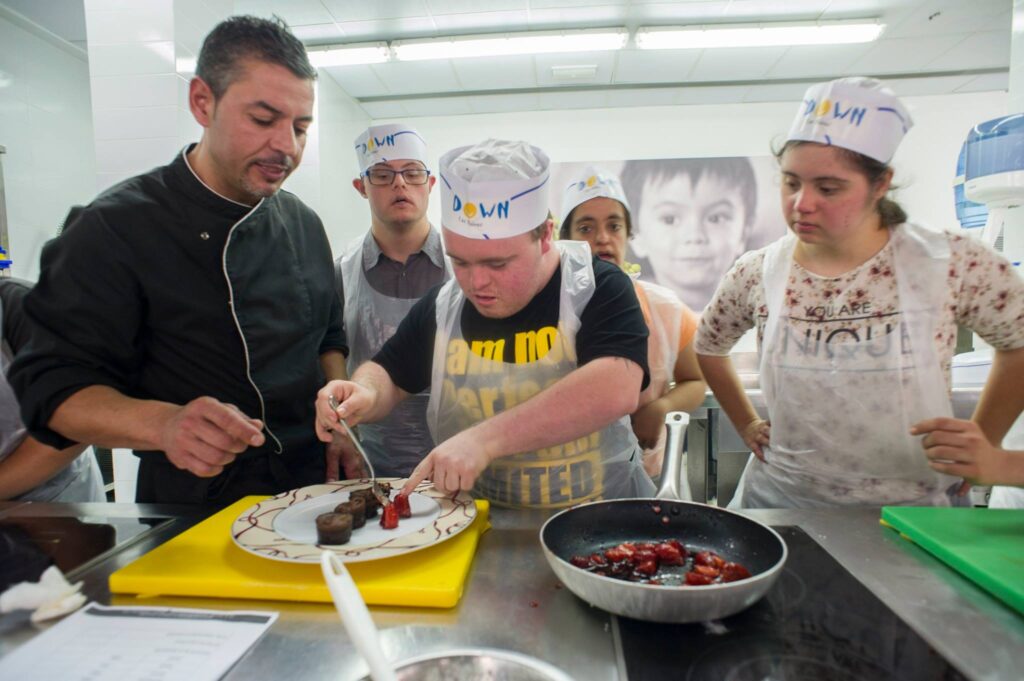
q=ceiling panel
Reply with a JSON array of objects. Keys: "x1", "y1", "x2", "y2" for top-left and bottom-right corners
[
  {"x1": 321, "y1": 64, "x2": 391, "y2": 97},
  {"x1": 398, "y1": 95, "x2": 474, "y2": 115},
  {"x1": 337, "y1": 16, "x2": 438, "y2": 41},
  {"x1": 925, "y1": 30, "x2": 1011, "y2": 71},
  {"x1": 883, "y1": 74, "x2": 978, "y2": 96},
  {"x1": 358, "y1": 100, "x2": 410, "y2": 118},
  {"x1": 535, "y1": 50, "x2": 616, "y2": 86},
  {"x1": 428, "y1": 0, "x2": 527, "y2": 12},
  {"x1": 631, "y1": 1, "x2": 732, "y2": 22},
  {"x1": 321, "y1": 0, "x2": 431, "y2": 23},
  {"x1": 766, "y1": 43, "x2": 876, "y2": 80},
  {"x1": 980, "y1": 8, "x2": 1013, "y2": 31},
  {"x1": 723, "y1": 0, "x2": 831, "y2": 20},
  {"x1": 528, "y1": 0, "x2": 629, "y2": 8},
  {"x1": 743, "y1": 81, "x2": 813, "y2": 103},
  {"x1": 235, "y1": 0, "x2": 337, "y2": 26},
  {"x1": 954, "y1": 71, "x2": 1010, "y2": 93},
  {"x1": 468, "y1": 91, "x2": 541, "y2": 113},
  {"x1": 0, "y1": 0, "x2": 86, "y2": 42},
  {"x1": 536, "y1": 89, "x2": 608, "y2": 110},
  {"x1": 371, "y1": 59, "x2": 462, "y2": 94},
  {"x1": 431, "y1": 10, "x2": 531, "y2": 34},
  {"x1": 673, "y1": 84, "x2": 751, "y2": 105},
  {"x1": 603, "y1": 88, "x2": 681, "y2": 108},
  {"x1": 687, "y1": 46, "x2": 788, "y2": 82},
  {"x1": 292, "y1": 23, "x2": 346, "y2": 44},
  {"x1": 846, "y1": 34, "x2": 967, "y2": 74},
  {"x1": 613, "y1": 50, "x2": 702, "y2": 84},
  {"x1": 884, "y1": 0, "x2": 1010, "y2": 39},
  {"x1": 453, "y1": 55, "x2": 537, "y2": 90},
  {"x1": 525, "y1": 6, "x2": 627, "y2": 28},
  {"x1": 819, "y1": 0, "x2": 916, "y2": 18}
]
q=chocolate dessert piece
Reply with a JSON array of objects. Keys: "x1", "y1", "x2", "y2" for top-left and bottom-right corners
[
  {"x1": 334, "y1": 497, "x2": 366, "y2": 528},
  {"x1": 350, "y1": 488, "x2": 381, "y2": 518},
  {"x1": 316, "y1": 512, "x2": 353, "y2": 545}
]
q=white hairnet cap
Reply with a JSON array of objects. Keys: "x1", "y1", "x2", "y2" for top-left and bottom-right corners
[
  {"x1": 440, "y1": 139, "x2": 551, "y2": 240},
  {"x1": 786, "y1": 77, "x2": 912, "y2": 163},
  {"x1": 561, "y1": 166, "x2": 630, "y2": 222},
  {"x1": 353, "y1": 123, "x2": 429, "y2": 174}
]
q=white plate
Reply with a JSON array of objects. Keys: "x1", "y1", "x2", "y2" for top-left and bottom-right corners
[{"x1": 230, "y1": 478, "x2": 477, "y2": 564}]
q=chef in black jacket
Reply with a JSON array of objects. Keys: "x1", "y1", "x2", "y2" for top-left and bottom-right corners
[{"x1": 9, "y1": 16, "x2": 348, "y2": 507}]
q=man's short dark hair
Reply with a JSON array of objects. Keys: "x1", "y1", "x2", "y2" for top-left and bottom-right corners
[
  {"x1": 620, "y1": 157, "x2": 758, "y2": 232},
  {"x1": 196, "y1": 15, "x2": 316, "y2": 99}
]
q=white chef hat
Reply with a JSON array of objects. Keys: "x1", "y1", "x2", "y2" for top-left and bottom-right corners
[
  {"x1": 353, "y1": 123, "x2": 429, "y2": 175},
  {"x1": 786, "y1": 77, "x2": 913, "y2": 163},
  {"x1": 560, "y1": 166, "x2": 630, "y2": 222},
  {"x1": 440, "y1": 139, "x2": 551, "y2": 240}
]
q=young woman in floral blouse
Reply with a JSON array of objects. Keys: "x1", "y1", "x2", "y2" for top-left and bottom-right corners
[{"x1": 695, "y1": 77, "x2": 1024, "y2": 508}]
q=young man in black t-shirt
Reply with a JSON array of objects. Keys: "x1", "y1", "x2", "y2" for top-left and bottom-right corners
[{"x1": 316, "y1": 140, "x2": 655, "y2": 508}]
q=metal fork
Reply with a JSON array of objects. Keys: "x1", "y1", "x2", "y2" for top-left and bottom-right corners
[{"x1": 327, "y1": 395, "x2": 389, "y2": 506}]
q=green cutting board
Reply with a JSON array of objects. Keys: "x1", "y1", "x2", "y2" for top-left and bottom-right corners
[{"x1": 881, "y1": 507, "x2": 1024, "y2": 617}]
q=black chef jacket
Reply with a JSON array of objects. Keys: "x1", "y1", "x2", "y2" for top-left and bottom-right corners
[{"x1": 9, "y1": 147, "x2": 346, "y2": 506}]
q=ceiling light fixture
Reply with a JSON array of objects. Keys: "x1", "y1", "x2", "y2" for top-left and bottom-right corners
[
  {"x1": 393, "y1": 28, "x2": 628, "y2": 62},
  {"x1": 307, "y1": 43, "x2": 391, "y2": 67},
  {"x1": 635, "y1": 21, "x2": 884, "y2": 50}
]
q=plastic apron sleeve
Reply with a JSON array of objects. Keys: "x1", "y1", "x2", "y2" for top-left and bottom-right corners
[
  {"x1": 634, "y1": 279, "x2": 684, "y2": 479},
  {"x1": 340, "y1": 233, "x2": 450, "y2": 477}
]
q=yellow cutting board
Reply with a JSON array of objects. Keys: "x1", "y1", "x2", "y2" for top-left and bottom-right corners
[{"x1": 110, "y1": 496, "x2": 490, "y2": 608}]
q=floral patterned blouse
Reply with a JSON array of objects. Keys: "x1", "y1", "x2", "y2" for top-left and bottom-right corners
[{"x1": 695, "y1": 230, "x2": 1024, "y2": 389}]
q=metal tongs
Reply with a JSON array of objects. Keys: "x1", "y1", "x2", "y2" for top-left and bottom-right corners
[{"x1": 328, "y1": 395, "x2": 389, "y2": 507}]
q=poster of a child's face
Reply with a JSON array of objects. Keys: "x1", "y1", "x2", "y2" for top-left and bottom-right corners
[{"x1": 551, "y1": 156, "x2": 787, "y2": 311}]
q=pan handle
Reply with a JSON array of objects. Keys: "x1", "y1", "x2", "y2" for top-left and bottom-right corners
[{"x1": 654, "y1": 411, "x2": 691, "y2": 501}]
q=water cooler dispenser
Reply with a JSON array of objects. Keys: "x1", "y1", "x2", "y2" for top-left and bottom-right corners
[{"x1": 955, "y1": 114, "x2": 1024, "y2": 507}]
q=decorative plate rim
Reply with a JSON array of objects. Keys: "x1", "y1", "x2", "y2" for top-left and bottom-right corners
[{"x1": 230, "y1": 478, "x2": 477, "y2": 563}]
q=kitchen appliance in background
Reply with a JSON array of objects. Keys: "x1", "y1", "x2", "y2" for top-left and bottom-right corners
[
  {"x1": 955, "y1": 117, "x2": 1024, "y2": 507},
  {"x1": 960, "y1": 114, "x2": 1024, "y2": 269}
]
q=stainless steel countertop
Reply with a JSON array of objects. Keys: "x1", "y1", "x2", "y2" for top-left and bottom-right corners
[{"x1": 1, "y1": 502, "x2": 1021, "y2": 680}]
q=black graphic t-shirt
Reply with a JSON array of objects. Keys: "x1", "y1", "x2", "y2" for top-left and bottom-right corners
[{"x1": 373, "y1": 256, "x2": 650, "y2": 394}]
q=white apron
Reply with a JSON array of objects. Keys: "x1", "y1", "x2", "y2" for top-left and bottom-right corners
[
  {"x1": 733, "y1": 223, "x2": 965, "y2": 508},
  {"x1": 340, "y1": 231, "x2": 450, "y2": 477},
  {"x1": 0, "y1": 298, "x2": 104, "y2": 503},
  {"x1": 634, "y1": 279, "x2": 684, "y2": 479},
  {"x1": 989, "y1": 414, "x2": 1024, "y2": 508},
  {"x1": 426, "y1": 241, "x2": 654, "y2": 508}
]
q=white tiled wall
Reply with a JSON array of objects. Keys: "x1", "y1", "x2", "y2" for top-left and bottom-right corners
[
  {"x1": 0, "y1": 15, "x2": 97, "y2": 281},
  {"x1": 285, "y1": 73, "x2": 371, "y2": 259},
  {"x1": 393, "y1": 91, "x2": 1009, "y2": 243}
]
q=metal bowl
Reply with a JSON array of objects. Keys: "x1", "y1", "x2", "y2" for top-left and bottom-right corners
[{"x1": 358, "y1": 647, "x2": 575, "y2": 681}]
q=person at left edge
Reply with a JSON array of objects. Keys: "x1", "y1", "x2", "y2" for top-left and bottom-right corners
[
  {"x1": 9, "y1": 16, "x2": 349, "y2": 507},
  {"x1": 335, "y1": 124, "x2": 449, "y2": 478},
  {"x1": 317, "y1": 139, "x2": 655, "y2": 508}
]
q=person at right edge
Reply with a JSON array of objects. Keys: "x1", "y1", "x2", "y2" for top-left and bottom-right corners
[
  {"x1": 335, "y1": 124, "x2": 449, "y2": 478},
  {"x1": 696, "y1": 77, "x2": 1024, "y2": 508}
]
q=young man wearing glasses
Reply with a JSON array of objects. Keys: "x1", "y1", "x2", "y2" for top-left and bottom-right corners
[{"x1": 334, "y1": 124, "x2": 450, "y2": 477}]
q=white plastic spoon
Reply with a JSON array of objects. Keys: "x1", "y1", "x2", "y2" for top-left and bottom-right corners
[{"x1": 320, "y1": 551, "x2": 398, "y2": 681}]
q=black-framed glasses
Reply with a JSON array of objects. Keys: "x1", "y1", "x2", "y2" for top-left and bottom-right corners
[{"x1": 365, "y1": 167, "x2": 430, "y2": 186}]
